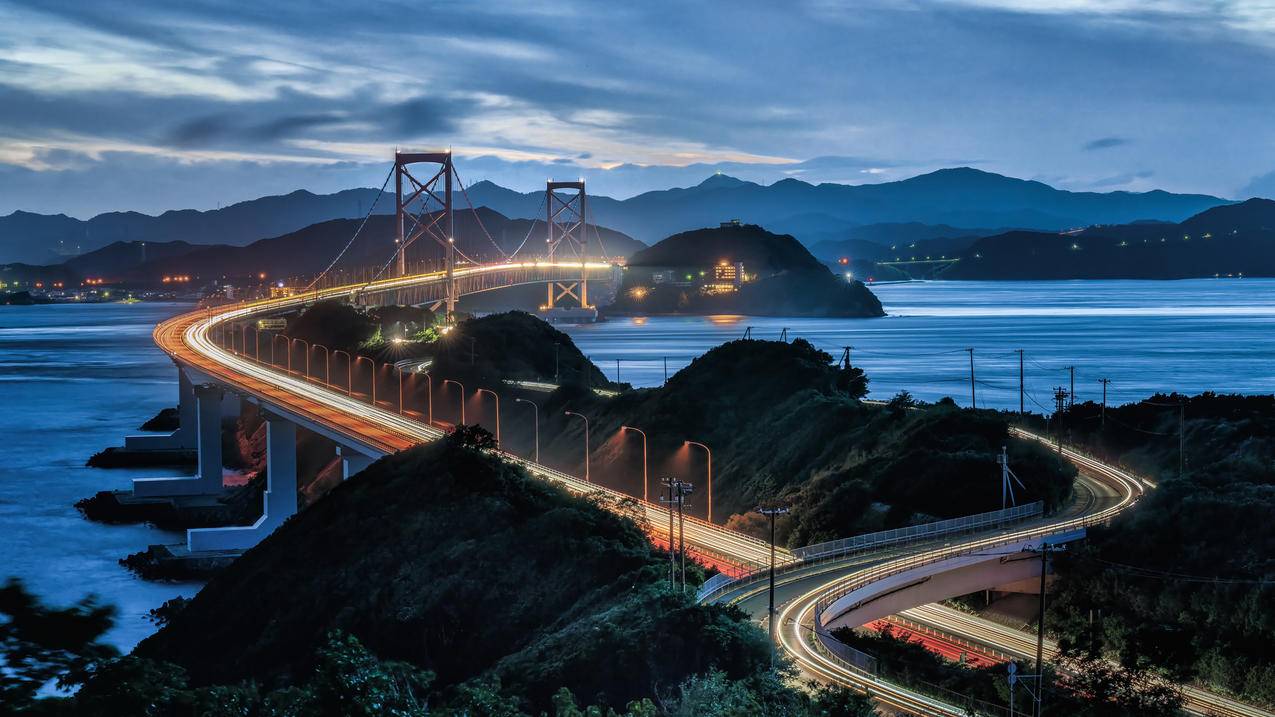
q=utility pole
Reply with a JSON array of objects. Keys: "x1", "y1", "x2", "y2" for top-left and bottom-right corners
[
  {"x1": 1017, "y1": 349, "x2": 1025, "y2": 416},
  {"x1": 1067, "y1": 366, "x2": 1075, "y2": 409},
  {"x1": 615, "y1": 357, "x2": 620, "y2": 383},
  {"x1": 755, "y1": 504, "x2": 790, "y2": 661},
  {"x1": 840, "y1": 346, "x2": 852, "y2": 370},
  {"x1": 664, "y1": 479, "x2": 676, "y2": 589},
  {"x1": 661, "y1": 478, "x2": 693, "y2": 590},
  {"x1": 966, "y1": 348, "x2": 976, "y2": 409},
  {"x1": 1098, "y1": 378, "x2": 1111, "y2": 428},
  {"x1": 780, "y1": 327, "x2": 789, "y2": 342},
  {"x1": 554, "y1": 343, "x2": 561, "y2": 382},
  {"x1": 469, "y1": 336, "x2": 476, "y2": 365},
  {"x1": 1052, "y1": 386, "x2": 1068, "y2": 454},
  {"x1": 663, "y1": 356, "x2": 668, "y2": 385},
  {"x1": 1029, "y1": 542, "x2": 1062, "y2": 717},
  {"x1": 743, "y1": 326, "x2": 753, "y2": 339}
]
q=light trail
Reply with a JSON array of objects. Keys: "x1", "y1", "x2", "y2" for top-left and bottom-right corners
[
  {"x1": 153, "y1": 269, "x2": 1263, "y2": 717},
  {"x1": 159, "y1": 264, "x2": 788, "y2": 572}
]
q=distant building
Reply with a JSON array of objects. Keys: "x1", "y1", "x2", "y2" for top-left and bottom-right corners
[
  {"x1": 703, "y1": 260, "x2": 745, "y2": 294},
  {"x1": 720, "y1": 219, "x2": 742, "y2": 228}
]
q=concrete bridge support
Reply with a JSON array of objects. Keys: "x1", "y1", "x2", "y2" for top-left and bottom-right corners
[
  {"x1": 186, "y1": 412, "x2": 298, "y2": 552},
  {"x1": 132, "y1": 384, "x2": 226, "y2": 497},
  {"x1": 337, "y1": 445, "x2": 374, "y2": 480},
  {"x1": 124, "y1": 365, "x2": 198, "y2": 451}
]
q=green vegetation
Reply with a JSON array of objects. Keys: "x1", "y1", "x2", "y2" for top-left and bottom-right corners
[
  {"x1": 1044, "y1": 393, "x2": 1275, "y2": 707},
  {"x1": 6, "y1": 431, "x2": 876, "y2": 716},
  {"x1": 831, "y1": 625, "x2": 1182, "y2": 716},
  {"x1": 540, "y1": 338, "x2": 1074, "y2": 543},
  {"x1": 608, "y1": 224, "x2": 884, "y2": 317}
]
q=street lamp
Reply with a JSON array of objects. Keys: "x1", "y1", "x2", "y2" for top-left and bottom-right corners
[
  {"x1": 333, "y1": 350, "x2": 353, "y2": 395},
  {"x1": 422, "y1": 370, "x2": 433, "y2": 425},
  {"x1": 443, "y1": 379, "x2": 465, "y2": 424},
  {"x1": 355, "y1": 356, "x2": 376, "y2": 405},
  {"x1": 621, "y1": 425, "x2": 649, "y2": 502},
  {"x1": 685, "y1": 440, "x2": 713, "y2": 522},
  {"x1": 564, "y1": 411, "x2": 590, "y2": 482},
  {"x1": 313, "y1": 344, "x2": 330, "y2": 384},
  {"x1": 476, "y1": 388, "x2": 500, "y2": 444},
  {"x1": 515, "y1": 397, "x2": 539, "y2": 463}
]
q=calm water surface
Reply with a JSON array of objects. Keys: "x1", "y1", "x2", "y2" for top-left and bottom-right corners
[
  {"x1": 562, "y1": 279, "x2": 1275, "y2": 411},
  {"x1": 3, "y1": 280, "x2": 1273, "y2": 653},
  {"x1": 0, "y1": 302, "x2": 201, "y2": 652}
]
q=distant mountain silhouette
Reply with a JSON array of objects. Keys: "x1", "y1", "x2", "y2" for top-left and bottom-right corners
[
  {"x1": 100, "y1": 208, "x2": 643, "y2": 283},
  {"x1": 0, "y1": 188, "x2": 390, "y2": 265},
  {"x1": 1, "y1": 167, "x2": 1235, "y2": 266},
  {"x1": 467, "y1": 168, "x2": 1230, "y2": 245},
  {"x1": 945, "y1": 198, "x2": 1275, "y2": 279}
]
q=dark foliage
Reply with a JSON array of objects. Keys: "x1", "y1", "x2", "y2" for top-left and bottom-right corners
[
  {"x1": 1046, "y1": 392, "x2": 1275, "y2": 706},
  {"x1": 0, "y1": 579, "x2": 118, "y2": 711},
  {"x1": 429, "y1": 311, "x2": 614, "y2": 389},
  {"x1": 538, "y1": 338, "x2": 1073, "y2": 540}
]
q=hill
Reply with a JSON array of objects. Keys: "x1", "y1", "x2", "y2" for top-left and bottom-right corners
[
  {"x1": 134, "y1": 436, "x2": 772, "y2": 711},
  {"x1": 0, "y1": 188, "x2": 389, "y2": 265},
  {"x1": 106, "y1": 210, "x2": 643, "y2": 284},
  {"x1": 945, "y1": 198, "x2": 1275, "y2": 279},
  {"x1": 466, "y1": 168, "x2": 1230, "y2": 246},
  {"x1": 608, "y1": 223, "x2": 884, "y2": 317},
  {"x1": 533, "y1": 338, "x2": 1075, "y2": 539}
]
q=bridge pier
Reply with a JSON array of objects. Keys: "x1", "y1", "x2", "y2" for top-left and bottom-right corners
[
  {"x1": 124, "y1": 365, "x2": 198, "y2": 451},
  {"x1": 186, "y1": 412, "x2": 297, "y2": 552},
  {"x1": 337, "y1": 445, "x2": 374, "y2": 480},
  {"x1": 132, "y1": 384, "x2": 226, "y2": 497}
]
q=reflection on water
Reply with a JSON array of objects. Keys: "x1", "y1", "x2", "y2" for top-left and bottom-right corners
[{"x1": 564, "y1": 279, "x2": 1275, "y2": 410}]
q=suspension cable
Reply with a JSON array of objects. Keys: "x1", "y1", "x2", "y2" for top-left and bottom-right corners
[{"x1": 305, "y1": 164, "x2": 394, "y2": 291}]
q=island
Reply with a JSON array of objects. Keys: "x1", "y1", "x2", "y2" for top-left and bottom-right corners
[{"x1": 605, "y1": 222, "x2": 884, "y2": 317}]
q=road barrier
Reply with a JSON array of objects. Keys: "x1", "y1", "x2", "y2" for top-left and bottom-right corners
[{"x1": 696, "y1": 501, "x2": 1045, "y2": 604}]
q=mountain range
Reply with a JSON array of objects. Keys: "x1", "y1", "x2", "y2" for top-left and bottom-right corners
[
  {"x1": 939, "y1": 199, "x2": 1275, "y2": 279},
  {"x1": 66, "y1": 209, "x2": 644, "y2": 284},
  {"x1": 0, "y1": 167, "x2": 1237, "y2": 265}
]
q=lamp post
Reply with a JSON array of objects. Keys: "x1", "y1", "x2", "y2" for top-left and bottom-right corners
[
  {"x1": 422, "y1": 371, "x2": 433, "y2": 425},
  {"x1": 515, "y1": 397, "x2": 539, "y2": 463},
  {"x1": 564, "y1": 411, "x2": 590, "y2": 482},
  {"x1": 443, "y1": 379, "x2": 465, "y2": 424},
  {"x1": 290, "y1": 338, "x2": 310, "y2": 378},
  {"x1": 313, "y1": 344, "x2": 329, "y2": 384},
  {"x1": 476, "y1": 388, "x2": 500, "y2": 444},
  {"x1": 685, "y1": 440, "x2": 713, "y2": 522},
  {"x1": 755, "y1": 504, "x2": 790, "y2": 658},
  {"x1": 397, "y1": 367, "x2": 405, "y2": 415},
  {"x1": 355, "y1": 356, "x2": 376, "y2": 405},
  {"x1": 333, "y1": 350, "x2": 352, "y2": 395},
  {"x1": 621, "y1": 425, "x2": 649, "y2": 502}
]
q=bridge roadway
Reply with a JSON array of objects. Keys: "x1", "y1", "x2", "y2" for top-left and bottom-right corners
[
  {"x1": 155, "y1": 266, "x2": 1264, "y2": 717},
  {"x1": 156, "y1": 261, "x2": 787, "y2": 571}
]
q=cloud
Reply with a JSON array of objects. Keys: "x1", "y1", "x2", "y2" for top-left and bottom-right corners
[
  {"x1": 1083, "y1": 136, "x2": 1130, "y2": 151},
  {"x1": 1089, "y1": 169, "x2": 1154, "y2": 188},
  {"x1": 1238, "y1": 170, "x2": 1275, "y2": 199}
]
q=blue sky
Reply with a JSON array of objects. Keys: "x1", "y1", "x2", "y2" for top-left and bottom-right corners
[{"x1": 2, "y1": 0, "x2": 1274, "y2": 217}]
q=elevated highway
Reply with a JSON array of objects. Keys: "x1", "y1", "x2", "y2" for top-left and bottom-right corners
[{"x1": 137, "y1": 263, "x2": 1267, "y2": 717}]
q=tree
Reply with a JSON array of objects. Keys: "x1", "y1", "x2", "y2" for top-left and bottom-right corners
[
  {"x1": 0, "y1": 579, "x2": 118, "y2": 711},
  {"x1": 1054, "y1": 651, "x2": 1183, "y2": 717},
  {"x1": 449, "y1": 423, "x2": 498, "y2": 450}
]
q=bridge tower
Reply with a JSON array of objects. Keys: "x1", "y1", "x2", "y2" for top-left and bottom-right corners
[
  {"x1": 395, "y1": 151, "x2": 456, "y2": 317},
  {"x1": 544, "y1": 180, "x2": 589, "y2": 310}
]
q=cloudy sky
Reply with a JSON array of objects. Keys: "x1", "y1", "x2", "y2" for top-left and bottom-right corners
[{"x1": 2, "y1": 0, "x2": 1274, "y2": 217}]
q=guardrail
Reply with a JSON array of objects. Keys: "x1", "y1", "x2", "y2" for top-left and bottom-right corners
[
  {"x1": 696, "y1": 501, "x2": 1045, "y2": 604},
  {"x1": 793, "y1": 501, "x2": 1043, "y2": 561}
]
